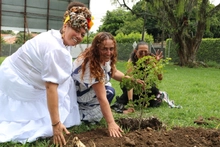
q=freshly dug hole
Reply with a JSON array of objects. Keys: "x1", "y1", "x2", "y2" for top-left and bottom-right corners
[{"x1": 116, "y1": 117, "x2": 163, "y2": 131}]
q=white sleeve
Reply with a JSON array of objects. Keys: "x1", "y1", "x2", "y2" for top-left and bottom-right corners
[{"x1": 42, "y1": 49, "x2": 72, "y2": 84}]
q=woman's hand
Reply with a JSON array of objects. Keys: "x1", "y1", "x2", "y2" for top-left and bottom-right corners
[
  {"x1": 135, "y1": 79, "x2": 145, "y2": 85},
  {"x1": 92, "y1": 82, "x2": 123, "y2": 137},
  {"x1": 52, "y1": 122, "x2": 70, "y2": 147},
  {"x1": 45, "y1": 82, "x2": 69, "y2": 146},
  {"x1": 153, "y1": 50, "x2": 163, "y2": 61},
  {"x1": 157, "y1": 73, "x2": 163, "y2": 80},
  {"x1": 108, "y1": 121, "x2": 123, "y2": 137}
]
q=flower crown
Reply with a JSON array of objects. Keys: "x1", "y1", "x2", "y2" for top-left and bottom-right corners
[{"x1": 63, "y1": 6, "x2": 94, "y2": 31}]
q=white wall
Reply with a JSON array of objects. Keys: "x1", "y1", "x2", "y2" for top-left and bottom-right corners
[{"x1": 70, "y1": 44, "x2": 91, "y2": 58}]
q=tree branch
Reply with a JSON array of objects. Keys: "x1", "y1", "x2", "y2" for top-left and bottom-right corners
[
  {"x1": 206, "y1": 3, "x2": 220, "y2": 17},
  {"x1": 116, "y1": 0, "x2": 135, "y2": 14},
  {"x1": 162, "y1": 1, "x2": 178, "y2": 29}
]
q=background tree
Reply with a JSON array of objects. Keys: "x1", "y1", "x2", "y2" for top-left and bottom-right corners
[
  {"x1": 117, "y1": 0, "x2": 220, "y2": 66},
  {"x1": 203, "y1": 8, "x2": 220, "y2": 38},
  {"x1": 98, "y1": 8, "x2": 129, "y2": 36},
  {"x1": 1, "y1": 37, "x2": 6, "y2": 44},
  {"x1": 98, "y1": 6, "x2": 153, "y2": 40},
  {"x1": 131, "y1": 0, "x2": 163, "y2": 42},
  {"x1": 115, "y1": 13, "x2": 144, "y2": 35},
  {"x1": 15, "y1": 32, "x2": 33, "y2": 45},
  {"x1": 82, "y1": 32, "x2": 96, "y2": 44}
]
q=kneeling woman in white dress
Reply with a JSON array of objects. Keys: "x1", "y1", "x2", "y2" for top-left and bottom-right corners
[{"x1": 0, "y1": 2, "x2": 93, "y2": 146}]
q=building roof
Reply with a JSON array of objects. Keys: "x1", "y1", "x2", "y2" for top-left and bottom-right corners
[{"x1": 1, "y1": 0, "x2": 91, "y2": 32}]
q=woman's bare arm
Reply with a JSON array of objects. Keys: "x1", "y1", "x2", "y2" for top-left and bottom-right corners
[{"x1": 92, "y1": 82, "x2": 123, "y2": 137}]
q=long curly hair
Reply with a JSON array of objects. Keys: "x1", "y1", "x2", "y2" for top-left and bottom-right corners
[{"x1": 77, "y1": 32, "x2": 117, "y2": 82}]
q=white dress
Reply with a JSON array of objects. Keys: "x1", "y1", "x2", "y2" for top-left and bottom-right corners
[{"x1": 0, "y1": 30, "x2": 80, "y2": 144}]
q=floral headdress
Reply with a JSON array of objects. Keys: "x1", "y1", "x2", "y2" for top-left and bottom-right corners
[{"x1": 63, "y1": 6, "x2": 93, "y2": 31}]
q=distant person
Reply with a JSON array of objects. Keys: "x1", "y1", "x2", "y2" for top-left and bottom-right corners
[
  {"x1": 72, "y1": 32, "x2": 144, "y2": 137},
  {"x1": 111, "y1": 41, "x2": 170, "y2": 114},
  {"x1": 0, "y1": 1, "x2": 93, "y2": 146}
]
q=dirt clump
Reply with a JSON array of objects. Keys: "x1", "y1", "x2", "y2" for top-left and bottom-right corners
[{"x1": 62, "y1": 117, "x2": 220, "y2": 147}]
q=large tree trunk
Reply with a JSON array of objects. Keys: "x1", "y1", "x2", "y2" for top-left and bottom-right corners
[
  {"x1": 169, "y1": 0, "x2": 208, "y2": 66},
  {"x1": 172, "y1": 31, "x2": 203, "y2": 66},
  {"x1": 176, "y1": 40, "x2": 200, "y2": 66},
  {"x1": 120, "y1": 0, "x2": 220, "y2": 67}
]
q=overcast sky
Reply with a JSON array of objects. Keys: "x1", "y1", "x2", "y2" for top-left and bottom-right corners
[
  {"x1": 89, "y1": 0, "x2": 119, "y2": 32},
  {"x1": 89, "y1": 0, "x2": 220, "y2": 33}
]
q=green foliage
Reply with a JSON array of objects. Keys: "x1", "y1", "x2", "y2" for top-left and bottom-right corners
[
  {"x1": 1, "y1": 62, "x2": 220, "y2": 146},
  {"x1": 198, "y1": 38, "x2": 220, "y2": 64},
  {"x1": 120, "y1": 56, "x2": 170, "y2": 128},
  {"x1": 101, "y1": 0, "x2": 220, "y2": 44},
  {"x1": 15, "y1": 32, "x2": 33, "y2": 45},
  {"x1": 124, "y1": 0, "x2": 220, "y2": 65},
  {"x1": 1, "y1": 37, "x2": 6, "y2": 44},
  {"x1": 166, "y1": 38, "x2": 220, "y2": 64},
  {"x1": 0, "y1": 57, "x2": 6, "y2": 64},
  {"x1": 71, "y1": 119, "x2": 106, "y2": 134},
  {"x1": 98, "y1": 8, "x2": 129, "y2": 36},
  {"x1": 1, "y1": 30, "x2": 15, "y2": 35},
  {"x1": 204, "y1": 8, "x2": 220, "y2": 38},
  {"x1": 124, "y1": 0, "x2": 163, "y2": 42},
  {"x1": 112, "y1": 62, "x2": 220, "y2": 130},
  {"x1": 115, "y1": 32, "x2": 153, "y2": 43},
  {"x1": 176, "y1": 0, "x2": 185, "y2": 17},
  {"x1": 115, "y1": 14, "x2": 144, "y2": 35},
  {"x1": 206, "y1": 61, "x2": 220, "y2": 68},
  {"x1": 81, "y1": 32, "x2": 97, "y2": 44}
]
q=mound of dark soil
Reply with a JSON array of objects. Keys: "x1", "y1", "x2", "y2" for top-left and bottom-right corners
[{"x1": 63, "y1": 117, "x2": 220, "y2": 147}]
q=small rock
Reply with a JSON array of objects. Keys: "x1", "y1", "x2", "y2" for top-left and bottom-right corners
[
  {"x1": 124, "y1": 136, "x2": 135, "y2": 146},
  {"x1": 72, "y1": 136, "x2": 86, "y2": 147}
]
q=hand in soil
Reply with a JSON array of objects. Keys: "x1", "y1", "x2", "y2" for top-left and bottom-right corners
[
  {"x1": 52, "y1": 122, "x2": 70, "y2": 147},
  {"x1": 108, "y1": 121, "x2": 123, "y2": 137},
  {"x1": 64, "y1": 117, "x2": 220, "y2": 146},
  {"x1": 123, "y1": 107, "x2": 135, "y2": 114}
]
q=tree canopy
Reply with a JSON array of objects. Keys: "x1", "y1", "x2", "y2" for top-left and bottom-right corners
[{"x1": 108, "y1": 0, "x2": 220, "y2": 66}]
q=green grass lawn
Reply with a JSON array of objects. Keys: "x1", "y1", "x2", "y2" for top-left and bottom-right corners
[
  {"x1": 0, "y1": 57, "x2": 6, "y2": 64},
  {"x1": 0, "y1": 58, "x2": 220, "y2": 146},
  {"x1": 113, "y1": 61, "x2": 220, "y2": 129}
]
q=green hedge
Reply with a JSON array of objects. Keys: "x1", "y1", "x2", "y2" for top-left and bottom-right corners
[
  {"x1": 166, "y1": 38, "x2": 220, "y2": 63},
  {"x1": 197, "y1": 39, "x2": 220, "y2": 63},
  {"x1": 2, "y1": 37, "x2": 219, "y2": 64}
]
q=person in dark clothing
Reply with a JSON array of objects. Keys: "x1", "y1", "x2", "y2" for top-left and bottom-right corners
[{"x1": 111, "y1": 41, "x2": 165, "y2": 113}]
